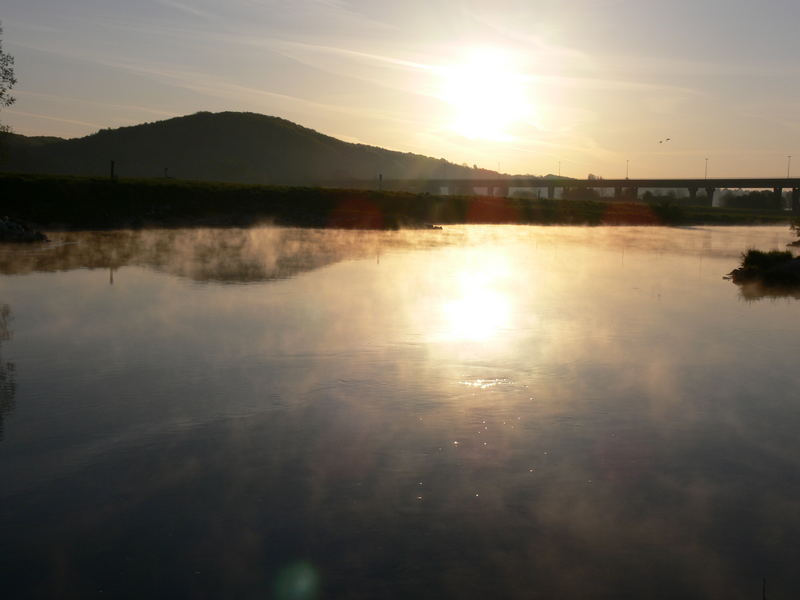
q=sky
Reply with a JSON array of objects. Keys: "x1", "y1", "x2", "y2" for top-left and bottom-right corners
[{"x1": 2, "y1": 0, "x2": 800, "y2": 178}]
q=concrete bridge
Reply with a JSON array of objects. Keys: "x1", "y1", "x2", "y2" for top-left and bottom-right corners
[{"x1": 383, "y1": 177, "x2": 800, "y2": 212}]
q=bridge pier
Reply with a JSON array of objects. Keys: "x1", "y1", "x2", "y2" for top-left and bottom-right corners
[
  {"x1": 547, "y1": 185, "x2": 555, "y2": 200},
  {"x1": 688, "y1": 187, "x2": 697, "y2": 203},
  {"x1": 613, "y1": 186, "x2": 640, "y2": 200},
  {"x1": 705, "y1": 187, "x2": 716, "y2": 206},
  {"x1": 773, "y1": 187, "x2": 783, "y2": 208},
  {"x1": 792, "y1": 188, "x2": 800, "y2": 214}
]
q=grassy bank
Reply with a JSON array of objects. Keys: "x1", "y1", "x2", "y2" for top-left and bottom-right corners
[{"x1": 1, "y1": 172, "x2": 792, "y2": 230}]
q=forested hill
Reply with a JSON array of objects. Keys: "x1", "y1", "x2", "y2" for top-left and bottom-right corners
[{"x1": 0, "y1": 111, "x2": 499, "y2": 185}]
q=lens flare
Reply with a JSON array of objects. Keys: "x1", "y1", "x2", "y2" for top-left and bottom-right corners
[{"x1": 273, "y1": 562, "x2": 319, "y2": 600}]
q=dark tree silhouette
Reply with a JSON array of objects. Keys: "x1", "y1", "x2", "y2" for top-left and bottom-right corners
[{"x1": 0, "y1": 21, "x2": 16, "y2": 133}]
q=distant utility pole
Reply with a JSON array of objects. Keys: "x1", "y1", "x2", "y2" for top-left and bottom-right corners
[
  {"x1": 787, "y1": 156, "x2": 792, "y2": 178},
  {"x1": 558, "y1": 161, "x2": 561, "y2": 177},
  {"x1": 704, "y1": 157, "x2": 709, "y2": 179},
  {"x1": 378, "y1": 173, "x2": 383, "y2": 191},
  {"x1": 626, "y1": 159, "x2": 629, "y2": 179}
]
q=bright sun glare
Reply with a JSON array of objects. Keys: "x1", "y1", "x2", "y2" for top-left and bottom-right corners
[
  {"x1": 439, "y1": 255, "x2": 513, "y2": 342},
  {"x1": 443, "y1": 288, "x2": 510, "y2": 342},
  {"x1": 438, "y1": 47, "x2": 531, "y2": 142}
]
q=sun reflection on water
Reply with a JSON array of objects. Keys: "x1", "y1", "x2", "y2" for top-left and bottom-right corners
[
  {"x1": 457, "y1": 378, "x2": 512, "y2": 389},
  {"x1": 442, "y1": 288, "x2": 510, "y2": 341},
  {"x1": 437, "y1": 253, "x2": 515, "y2": 342}
]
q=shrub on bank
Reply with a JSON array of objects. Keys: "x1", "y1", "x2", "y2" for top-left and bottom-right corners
[{"x1": 730, "y1": 249, "x2": 800, "y2": 286}]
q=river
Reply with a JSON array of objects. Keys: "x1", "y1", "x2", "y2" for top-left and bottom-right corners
[{"x1": 0, "y1": 225, "x2": 798, "y2": 599}]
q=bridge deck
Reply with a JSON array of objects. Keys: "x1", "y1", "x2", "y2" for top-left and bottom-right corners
[{"x1": 411, "y1": 178, "x2": 800, "y2": 189}]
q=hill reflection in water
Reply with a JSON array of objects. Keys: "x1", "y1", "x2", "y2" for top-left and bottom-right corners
[
  {"x1": 0, "y1": 227, "x2": 429, "y2": 283},
  {"x1": 0, "y1": 224, "x2": 793, "y2": 283},
  {"x1": 0, "y1": 225, "x2": 798, "y2": 599}
]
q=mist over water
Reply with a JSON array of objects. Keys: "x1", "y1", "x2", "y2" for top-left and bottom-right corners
[{"x1": 1, "y1": 225, "x2": 798, "y2": 599}]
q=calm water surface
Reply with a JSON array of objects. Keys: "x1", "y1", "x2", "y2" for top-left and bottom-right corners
[{"x1": 1, "y1": 225, "x2": 798, "y2": 599}]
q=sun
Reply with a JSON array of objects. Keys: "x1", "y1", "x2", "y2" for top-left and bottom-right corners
[{"x1": 438, "y1": 47, "x2": 532, "y2": 141}]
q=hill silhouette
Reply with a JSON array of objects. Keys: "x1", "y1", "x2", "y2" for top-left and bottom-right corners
[{"x1": 0, "y1": 111, "x2": 499, "y2": 185}]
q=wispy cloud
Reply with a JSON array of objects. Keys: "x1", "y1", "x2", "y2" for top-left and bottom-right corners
[
  {"x1": 259, "y1": 37, "x2": 701, "y2": 112},
  {"x1": 151, "y1": 0, "x2": 219, "y2": 21},
  {"x1": 530, "y1": 74, "x2": 702, "y2": 97},
  {"x1": 14, "y1": 90, "x2": 177, "y2": 119},
  {"x1": 5, "y1": 109, "x2": 103, "y2": 129},
  {"x1": 310, "y1": 0, "x2": 352, "y2": 9},
  {"x1": 235, "y1": 0, "x2": 398, "y2": 34},
  {"x1": 274, "y1": 40, "x2": 434, "y2": 72},
  {"x1": 93, "y1": 57, "x2": 417, "y2": 126}
]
